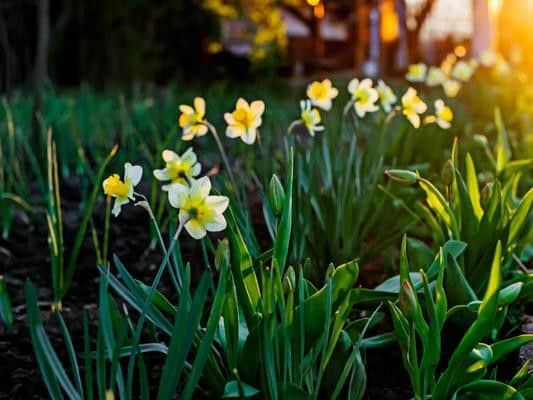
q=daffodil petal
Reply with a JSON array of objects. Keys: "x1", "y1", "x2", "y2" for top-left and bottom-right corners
[
  {"x1": 124, "y1": 163, "x2": 143, "y2": 187},
  {"x1": 168, "y1": 183, "x2": 190, "y2": 209},
  {"x1": 204, "y1": 213, "x2": 227, "y2": 232},
  {"x1": 185, "y1": 219, "x2": 207, "y2": 239}
]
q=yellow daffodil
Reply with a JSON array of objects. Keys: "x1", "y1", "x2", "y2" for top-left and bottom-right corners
[
  {"x1": 348, "y1": 78, "x2": 379, "y2": 117},
  {"x1": 153, "y1": 148, "x2": 201, "y2": 189},
  {"x1": 179, "y1": 97, "x2": 208, "y2": 141},
  {"x1": 306, "y1": 79, "x2": 339, "y2": 111},
  {"x1": 103, "y1": 163, "x2": 143, "y2": 216},
  {"x1": 299, "y1": 100, "x2": 324, "y2": 136},
  {"x1": 440, "y1": 53, "x2": 457, "y2": 75},
  {"x1": 377, "y1": 80, "x2": 397, "y2": 112},
  {"x1": 224, "y1": 98, "x2": 265, "y2": 144},
  {"x1": 401, "y1": 87, "x2": 427, "y2": 128},
  {"x1": 442, "y1": 79, "x2": 461, "y2": 98},
  {"x1": 405, "y1": 63, "x2": 427, "y2": 82},
  {"x1": 426, "y1": 66, "x2": 446, "y2": 87},
  {"x1": 451, "y1": 60, "x2": 475, "y2": 82},
  {"x1": 424, "y1": 100, "x2": 453, "y2": 129},
  {"x1": 168, "y1": 176, "x2": 229, "y2": 239}
]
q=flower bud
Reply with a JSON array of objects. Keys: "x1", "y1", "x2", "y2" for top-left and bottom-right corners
[
  {"x1": 399, "y1": 280, "x2": 418, "y2": 321},
  {"x1": 481, "y1": 182, "x2": 494, "y2": 208},
  {"x1": 473, "y1": 134, "x2": 488, "y2": 147},
  {"x1": 441, "y1": 160, "x2": 454, "y2": 186},
  {"x1": 385, "y1": 169, "x2": 418, "y2": 185},
  {"x1": 268, "y1": 174, "x2": 285, "y2": 216}
]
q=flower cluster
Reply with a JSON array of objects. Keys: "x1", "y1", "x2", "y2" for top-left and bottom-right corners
[{"x1": 103, "y1": 146, "x2": 229, "y2": 240}]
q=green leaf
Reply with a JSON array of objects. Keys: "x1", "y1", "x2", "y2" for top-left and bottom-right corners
[
  {"x1": 272, "y1": 148, "x2": 293, "y2": 272},
  {"x1": 0, "y1": 276, "x2": 13, "y2": 330},
  {"x1": 494, "y1": 107, "x2": 511, "y2": 174},
  {"x1": 222, "y1": 380, "x2": 260, "y2": 398},
  {"x1": 490, "y1": 335, "x2": 533, "y2": 365},
  {"x1": 508, "y1": 187, "x2": 533, "y2": 244},
  {"x1": 453, "y1": 380, "x2": 524, "y2": 400},
  {"x1": 465, "y1": 153, "x2": 483, "y2": 221}
]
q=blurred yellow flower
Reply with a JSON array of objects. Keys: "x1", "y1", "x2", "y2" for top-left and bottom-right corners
[
  {"x1": 103, "y1": 163, "x2": 143, "y2": 216},
  {"x1": 168, "y1": 176, "x2": 229, "y2": 239},
  {"x1": 424, "y1": 100, "x2": 453, "y2": 129},
  {"x1": 451, "y1": 60, "x2": 475, "y2": 82},
  {"x1": 406, "y1": 63, "x2": 427, "y2": 82},
  {"x1": 401, "y1": 87, "x2": 427, "y2": 128},
  {"x1": 179, "y1": 97, "x2": 208, "y2": 141},
  {"x1": 348, "y1": 78, "x2": 379, "y2": 117},
  {"x1": 426, "y1": 66, "x2": 446, "y2": 87},
  {"x1": 480, "y1": 49, "x2": 497, "y2": 67},
  {"x1": 442, "y1": 79, "x2": 461, "y2": 98},
  {"x1": 306, "y1": 79, "x2": 338, "y2": 111},
  {"x1": 440, "y1": 53, "x2": 457, "y2": 75},
  {"x1": 224, "y1": 98, "x2": 265, "y2": 144},
  {"x1": 377, "y1": 80, "x2": 397, "y2": 112},
  {"x1": 154, "y1": 148, "x2": 201, "y2": 189},
  {"x1": 300, "y1": 100, "x2": 324, "y2": 136}
]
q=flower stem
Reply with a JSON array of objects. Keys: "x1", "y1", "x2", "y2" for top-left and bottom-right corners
[
  {"x1": 134, "y1": 194, "x2": 181, "y2": 293},
  {"x1": 206, "y1": 122, "x2": 238, "y2": 194},
  {"x1": 102, "y1": 195, "x2": 112, "y2": 266}
]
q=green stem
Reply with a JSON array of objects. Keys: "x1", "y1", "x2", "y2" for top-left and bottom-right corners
[
  {"x1": 206, "y1": 122, "x2": 238, "y2": 193},
  {"x1": 135, "y1": 194, "x2": 181, "y2": 294},
  {"x1": 103, "y1": 195, "x2": 111, "y2": 267}
]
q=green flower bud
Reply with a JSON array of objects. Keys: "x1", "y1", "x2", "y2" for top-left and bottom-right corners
[
  {"x1": 441, "y1": 160, "x2": 454, "y2": 186},
  {"x1": 473, "y1": 134, "x2": 489, "y2": 147},
  {"x1": 268, "y1": 174, "x2": 285, "y2": 216},
  {"x1": 385, "y1": 169, "x2": 418, "y2": 185},
  {"x1": 481, "y1": 182, "x2": 494, "y2": 208},
  {"x1": 399, "y1": 280, "x2": 418, "y2": 321}
]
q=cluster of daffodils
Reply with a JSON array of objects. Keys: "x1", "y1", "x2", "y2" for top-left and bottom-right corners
[
  {"x1": 178, "y1": 96, "x2": 265, "y2": 145},
  {"x1": 103, "y1": 147, "x2": 229, "y2": 240},
  {"x1": 300, "y1": 77, "x2": 452, "y2": 132},
  {"x1": 405, "y1": 48, "x2": 511, "y2": 98}
]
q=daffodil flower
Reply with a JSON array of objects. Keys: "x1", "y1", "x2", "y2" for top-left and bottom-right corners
[
  {"x1": 442, "y1": 79, "x2": 461, "y2": 98},
  {"x1": 299, "y1": 100, "x2": 324, "y2": 137},
  {"x1": 424, "y1": 100, "x2": 453, "y2": 129},
  {"x1": 153, "y1": 148, "x2": 201, "y2": 189},
  {"x1": 347, "y1": 78, "x2": 379, "y2": 117},
  {"x1": 179, "y1": 97, "x2": 208, "y2": 141},
  {"x1": 451, "y1": 60, "x2": 475, "y2": 82},
  {"x1": 401, "y1": 87, "x2": 427, "y2": 128},
  {"x1": 306, "y1": 79, "x2": 339, "y2": 111},
  {"x1": 167, "y1": 176, "x2": 229, "y2": 239},
  {"x1": 376, "y1": 80, "x2": 397, "y2": 112},
  {"x1": 426, "y1": 66, "x2": 446, "y2": 87},
  {"x1": 405, "y1": 63, "x2": 427, "y2": 82},
  {"x1": 224, "y1": 98, "x2": 265, "y2": 144},
  {"x1": 103, "y1": 163, "x2": 143, "y2": 216}
]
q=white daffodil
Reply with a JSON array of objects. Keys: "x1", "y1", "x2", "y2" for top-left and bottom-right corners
[
  {"x1": 153, "y1": 148, "x2": 201, "y2": 190},
  {"x1": 224, "y1": 98, "x2": 265, "y2": 144},
  {"x1": 376, "y1": 80, "x2": 397, "y2": 112},
  {"x1": 401, "y1": 87, "x2": 427, "y2": 128},
  {"x1": 103, "y1": 163, "x2": 143, "y2": 216},
  {"x1": 434, "y1": 99, "x2": 453, "y2": 129},
  {"x1": 424, "y1": 100, "x2": 453, "y2": 129},
  {"x1": 167, "y1": 176, "x2": 229, "y2": 239},
  {"x1": 179, "y1": 97, "x2": 208, "y2": 141},
  {"x1": 299, "y1": 100, "x2": 324, "y2": 136},
  {"x1": 405, "y1": 63, "x2": 427, "y2": 82},
  {"x1": 451, "y1": 60, "x2": 475, "y2": 82},
  {"x1": 347, "y1": 78, "x2": 379, "y2": 117},
  {"x1": 426, "y1": 66, "x2": 446, "y2": 87},
  {"x1": 306, "y1": 79, "x2": 339, "y2": 111},
  {"x1": 442, "y1": 79, "x2": 461, "y2": 98}
]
